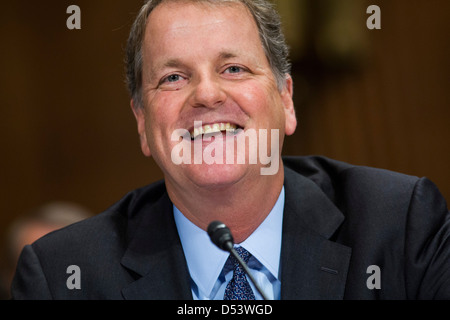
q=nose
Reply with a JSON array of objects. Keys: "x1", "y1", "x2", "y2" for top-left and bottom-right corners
[{"x1": 188, "y1": 72, "x2": 227, "y2": 109}]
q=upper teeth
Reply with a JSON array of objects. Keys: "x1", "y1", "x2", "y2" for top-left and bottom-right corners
[{"x1": 191, "y1": 123, "x2": 238, "y2": 139}]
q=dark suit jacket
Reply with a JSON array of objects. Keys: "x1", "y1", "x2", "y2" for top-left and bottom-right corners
[{"x1": 11, "y1": 156, "x2": 450, "y2": 299}]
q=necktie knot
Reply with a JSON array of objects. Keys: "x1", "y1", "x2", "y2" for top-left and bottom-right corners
[
  {"x1": 234, "y1": 246, "x2": 252, "y2": 264},
  {"x1": 224, "y1": 247, "x2": 256, "y2": 300}
]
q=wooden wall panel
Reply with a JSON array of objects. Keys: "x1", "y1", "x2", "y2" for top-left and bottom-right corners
[
  {"x1": 0, "y1": 1, "x2": 449, "y2": 247},
  {"x1": 285, "y1": 0, "x2": 450, "y2": 203}
]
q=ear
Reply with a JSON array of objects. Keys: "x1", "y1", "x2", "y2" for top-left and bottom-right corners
[
  {"x1": 280, "y1": 74, "x2": 297, "y2": 136},
  {"x1": 131, "y1": 99, "x2": 152, "y2": 157}
]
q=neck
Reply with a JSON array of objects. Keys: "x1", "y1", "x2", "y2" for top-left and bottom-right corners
[{"x1": 166, "y1": 164, "x2": 285, "y2": 243}]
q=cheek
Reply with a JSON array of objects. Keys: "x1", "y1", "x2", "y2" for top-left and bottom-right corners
[
  {"x1": 231, "y1": 83, "x2": 267, "y2": 113},
  {"x1": 141, "y1": 102, "x2": 170, "y2": 154},
  {"x1": 232, "y1": 83, "x2": 285, "y2": 128},
  {"x1": 146, "y1": 93, "x2": 180, "y2": 131},
  {"x1": 144, "y1": 92, "x2": 191, "y2": 157}
]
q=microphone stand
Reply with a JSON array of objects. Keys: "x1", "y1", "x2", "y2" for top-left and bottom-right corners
[
  {"x1": 229, "y1": 247, "x2": 270, "y2": 301},
  {"x1": 208, "y1": 221, "x2": 270, "y2": 300}
]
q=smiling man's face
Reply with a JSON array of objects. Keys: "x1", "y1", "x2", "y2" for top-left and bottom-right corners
[{"x1": 132, "y1": 1, "x2": 296, "y2": 191}]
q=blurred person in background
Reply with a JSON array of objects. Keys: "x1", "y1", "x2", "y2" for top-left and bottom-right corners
[{"x1": 0, "y1": 202, "x2": 91, "y2": 299}]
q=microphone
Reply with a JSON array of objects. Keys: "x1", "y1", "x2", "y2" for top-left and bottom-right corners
[
  {"x1": 207, "y1": 221, "x2": 269, "y2": 300},
  {"x1": 207, "y1": 221, "x2": 234, "y2": 251}
]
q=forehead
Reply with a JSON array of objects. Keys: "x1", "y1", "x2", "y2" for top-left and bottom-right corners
[
  {"x1": 142, "y1": 1, "x2": 265, "y2": 65},
  {"x1": 147, "y1": 0, "x2": 255, "y2": 32}
]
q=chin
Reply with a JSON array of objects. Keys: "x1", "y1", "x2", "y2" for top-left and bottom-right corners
[{"x1": 185, "y1": 163, "x2": 254, "y2": 189}]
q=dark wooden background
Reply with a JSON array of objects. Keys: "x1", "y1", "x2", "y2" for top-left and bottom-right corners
[{"x1": 1, "y1": 0, "x2": 449, "y2": 245}]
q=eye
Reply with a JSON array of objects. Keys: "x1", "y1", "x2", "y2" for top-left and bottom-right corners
[
  {"x1": 158, "y1": 73, "x2": 188, "y2": 90},
  {"x1": 163, "y1": 74, "x2": 183, "y2": 83},
  {"x1": 224, "y1": 66, "x2": 243, "y2": 74}
]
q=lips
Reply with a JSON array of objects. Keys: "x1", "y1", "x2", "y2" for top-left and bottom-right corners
[{"x1": 190, "y1": 122, "x2": 242, "y2": 139}]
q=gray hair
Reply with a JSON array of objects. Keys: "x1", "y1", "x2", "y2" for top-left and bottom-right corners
[{"x1": 125, "y1": 0, "x2": 291, "y2": 108}]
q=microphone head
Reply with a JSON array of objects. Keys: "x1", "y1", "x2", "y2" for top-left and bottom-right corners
[{"x1": 207, "y1": 221, "x2": 234, "y2": 252}]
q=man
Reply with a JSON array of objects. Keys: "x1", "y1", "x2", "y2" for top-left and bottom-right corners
[{"x1": 11, "y1": 0, "x2": 450, "y2": 300}]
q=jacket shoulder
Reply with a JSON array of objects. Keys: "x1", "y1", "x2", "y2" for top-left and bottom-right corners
[
  {"x1": 283, "y1": 155, "x2": 420, "y2": 201},
  {"x1": 33, "y1": 179, "x2": 167, "y2": 252},
  {"x1": 13, "y1": 180, "x2": 167, "y2": 299}
]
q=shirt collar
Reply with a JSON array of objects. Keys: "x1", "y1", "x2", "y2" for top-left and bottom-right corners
[{"x1": 173, "y1": 186, "x2": 285, "y2": 298}]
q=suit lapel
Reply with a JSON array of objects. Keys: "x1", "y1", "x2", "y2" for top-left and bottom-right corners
[
  {"x1": 120, "y1": 191, "x2": 193, "y2": 300},
  {"x1": 281, "y1": 167, "x2": 352, "y2": 299},
  {"x1": 119, "y1": 166, "x2": 351, "y2": 300}
]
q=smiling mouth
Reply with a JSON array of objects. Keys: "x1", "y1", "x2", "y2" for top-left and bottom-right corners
[{"x1": 190, "y1": 122, "x2": 242, "y2": 140}]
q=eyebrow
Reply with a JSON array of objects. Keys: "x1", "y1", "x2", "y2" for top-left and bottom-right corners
[
  {"x1": 149, "y1": 59, "x2": 186, "y2": 82},
  {"x1": 159, "y1": 58, "x2": 185, "y2": 70},
  {"x1": 218, "y1": 51, "x2": 239, "y2": 60},
  {"x1": 162, "y1": 51, "x2": 239, "y2": 66}
]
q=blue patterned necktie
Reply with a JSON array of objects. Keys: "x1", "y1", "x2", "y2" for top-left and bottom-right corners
[{"x1": 224, "y1": 247, "x2": 256, "y2": 300}]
